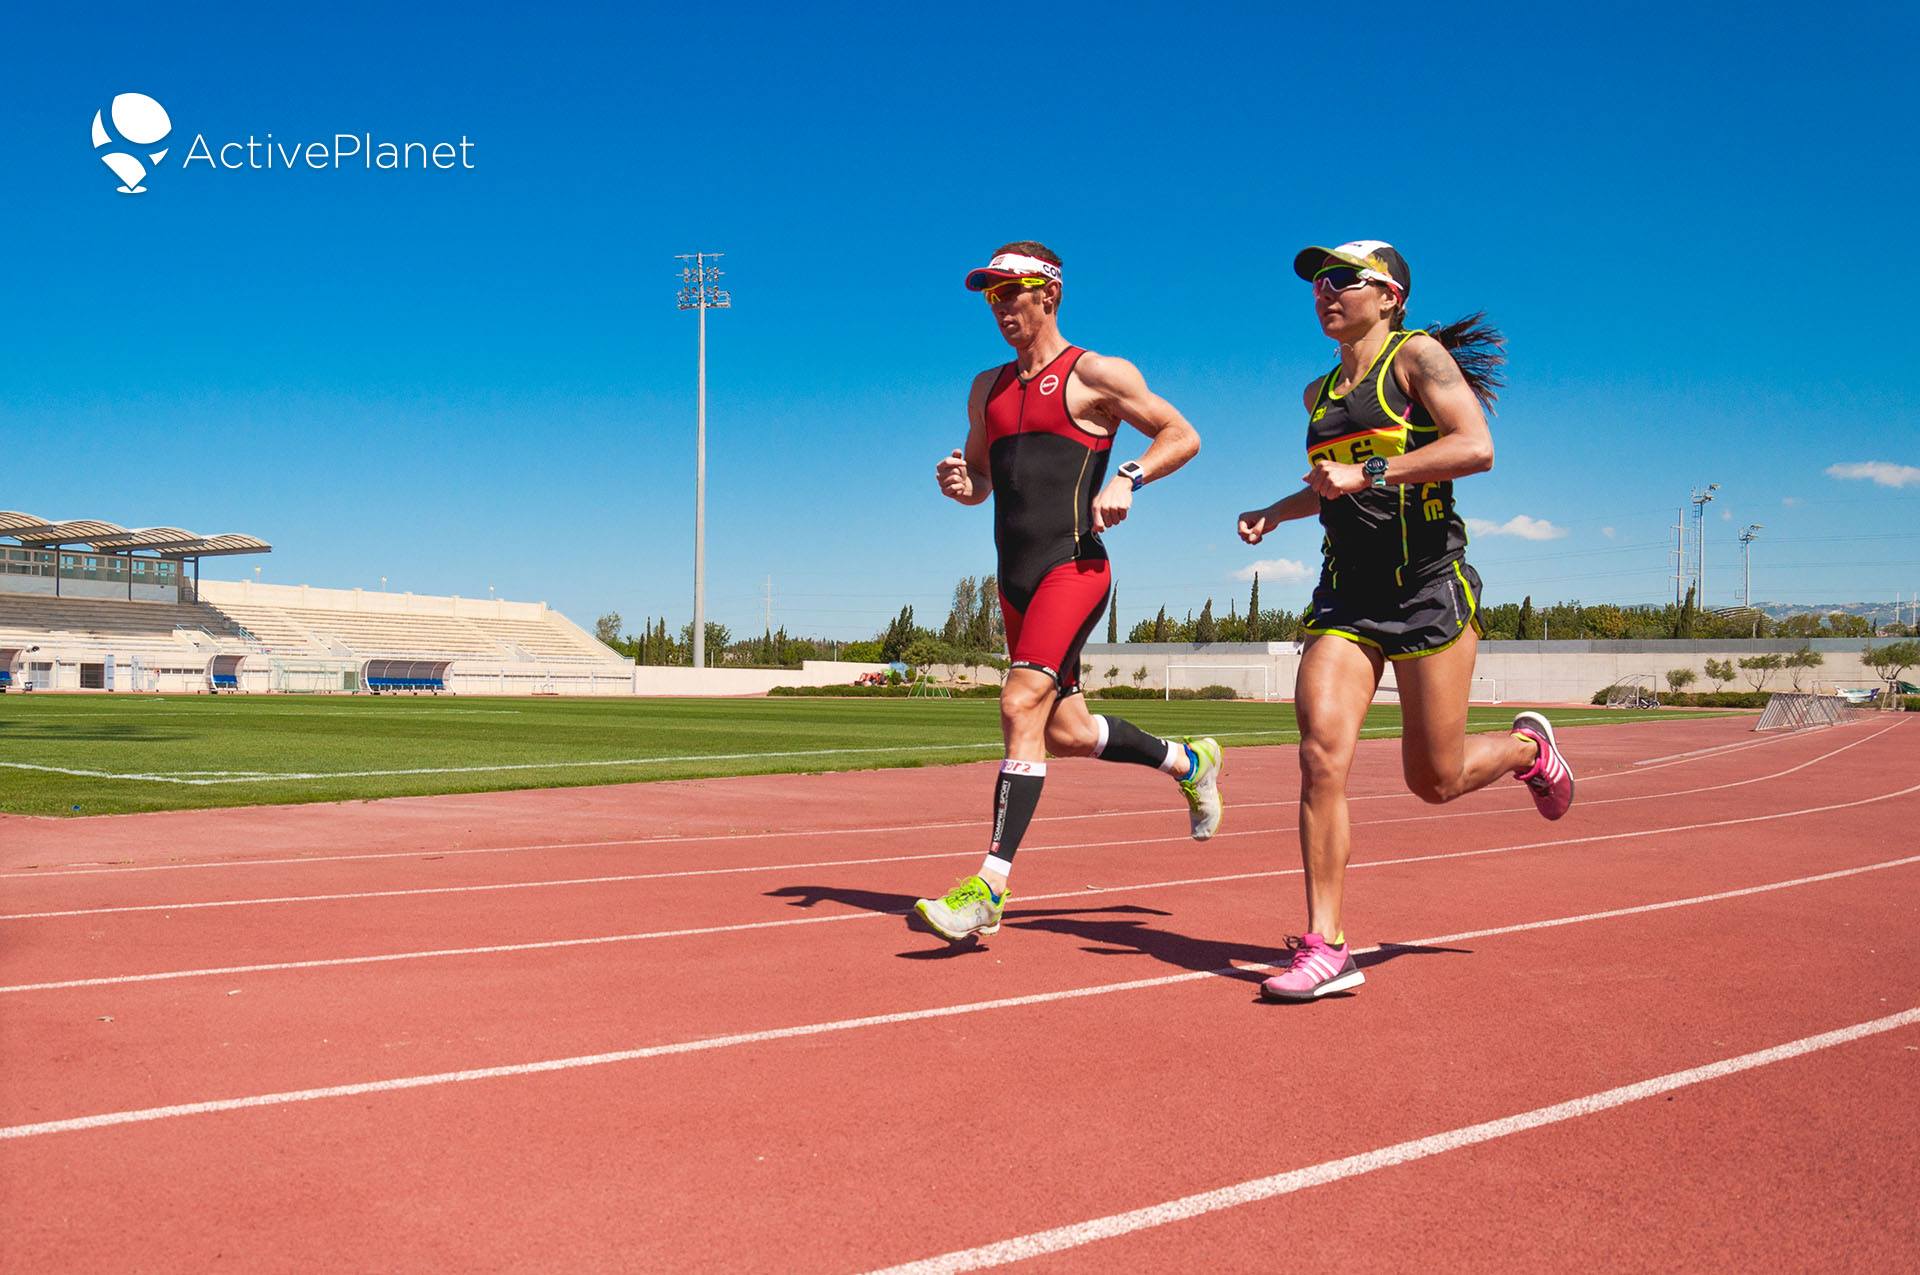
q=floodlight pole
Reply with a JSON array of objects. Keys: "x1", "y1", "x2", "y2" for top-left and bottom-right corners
[
  {"x1": 1739, "y1": 523, "x2": 1763, "y2": 609},
  {"x1": 677, "y1": 252, "x2": 731, "y2": 668},
  {"x1": 1689, "y1": 484, "x2": 1718, "y2": 606}
]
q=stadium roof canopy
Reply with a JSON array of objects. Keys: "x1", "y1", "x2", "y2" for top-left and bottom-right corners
[{"x1": 0, "y1": 511, "x2": 271, "y2": 557}]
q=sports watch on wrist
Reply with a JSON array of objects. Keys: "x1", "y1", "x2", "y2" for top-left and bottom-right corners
[
  {"x1": 1363, "y1": 456, "x2": 1389, "y2": 489},
  {"x1": 1117, "y1": 460, "x2": 1147, "y2": 491}
]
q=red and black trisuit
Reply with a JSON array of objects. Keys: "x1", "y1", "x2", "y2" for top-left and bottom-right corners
[{"x1": 986, "y1": 345, "x2": 1112, "y2": 696}]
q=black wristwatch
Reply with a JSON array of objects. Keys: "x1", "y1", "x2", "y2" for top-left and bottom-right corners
[
  {"x1": 1363, "y1": 456, "x2": 1389, "y2": 489},
  {"x1": 1117, "y1": 460, "x2": 1146, "y2": 491}
]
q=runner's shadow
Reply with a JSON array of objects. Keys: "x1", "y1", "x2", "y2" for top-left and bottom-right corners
[
  {"x1": 1356, "y1": 942, "x2": 1469, "y2": 970},
  {"x1": 1006, "y1": 912, "x2": 1289, "y2": 981},
  {"x1": 763, "y1": 884, "x2": 1171, "y2": 961},
  {"x1": 765, "y1": 884, "x2": 916, "y2": 914}
]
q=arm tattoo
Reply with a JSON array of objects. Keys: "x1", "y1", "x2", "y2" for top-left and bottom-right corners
[{"x1": 1413, "y1": 340, "x2": 1466, "y2": 391}]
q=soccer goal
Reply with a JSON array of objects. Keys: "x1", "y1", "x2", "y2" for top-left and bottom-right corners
[
  {"x1": 1376, "y1": 677, "x2": 1500, "y2": 705},
  {"x1": 1165, "y1": 663, "x2": 1275, "y2": 701},
  {"x1": 1604, "y1": 675, "x2": 1660, "y2": 710}
]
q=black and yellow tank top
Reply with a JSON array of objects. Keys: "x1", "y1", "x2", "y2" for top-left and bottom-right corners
[{"x1": 1304, "y1": 328, "x2": 1468, "y2": 592}]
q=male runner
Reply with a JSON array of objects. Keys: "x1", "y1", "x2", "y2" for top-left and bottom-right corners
[{"x1": 912, "y1": 242, "x2": 1224, "y2": 943}]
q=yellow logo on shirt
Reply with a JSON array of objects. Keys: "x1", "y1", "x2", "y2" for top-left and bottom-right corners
[{"x1": 1307, "y1": 427, "x2": 1407, "y2": 467}]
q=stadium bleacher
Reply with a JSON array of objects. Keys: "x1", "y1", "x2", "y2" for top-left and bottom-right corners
[
  {"x1": 0, "y1": 595, "x2": 256, "y2": 649},
  {"x1": 3, "y1": 509, "x2": 631, "y2": 695}
]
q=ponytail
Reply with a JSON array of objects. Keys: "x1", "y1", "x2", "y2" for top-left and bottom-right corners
[{"x1": 1392, "y1": 306, "x2": 1506, "y2": 409}]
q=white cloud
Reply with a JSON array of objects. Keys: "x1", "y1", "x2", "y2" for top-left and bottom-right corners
[
  {"x1": 1601, "y1": 526, "x2": 1616, "y2": 539},
  {"x1": 1721, "y1": 509, "x2": 1732, "y2": 521},
  {"x1": 1233, "y1": 557, "x2": 1311, "y2": 583},
  {"x1": 1781, "y1": 496, "x2": 1802, "y2": 507},
  {"x1": 1826, "y1": 460, "x2": 1920, "y2": 488},
  {"x1": 1465, "y1": 514, "x2": 1568, "y2": 541}
]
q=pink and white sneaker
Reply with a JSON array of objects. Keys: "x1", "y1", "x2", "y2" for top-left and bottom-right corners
[
  {"x1": 1512, "y1": 711, "x2": 1574, "y2": 820},
  {"x1": 1260, "y1": 934, "x2": 1364, "y2": 1001}
]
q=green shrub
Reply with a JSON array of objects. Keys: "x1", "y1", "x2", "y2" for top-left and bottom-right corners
[
  {"x1": 1590, "y1": 688, "x2": 1772, "y2": 708},
  {"x1": 1669, "y1": 691, "x2": 1772, "y2": 708},
  {"x1": 1090, "y1": 683, "x2": 1239, "y2": 701},
  {"x1": 768, "y1": 684, "x2": 1000, "y2": 698}
]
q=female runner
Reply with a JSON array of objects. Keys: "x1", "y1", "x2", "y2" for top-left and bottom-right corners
[{"x1": 1237, "y1": 240, "x2": 1574, "y2": 1001}]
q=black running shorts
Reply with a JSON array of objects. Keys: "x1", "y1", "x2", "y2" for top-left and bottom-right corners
[{"x1": 1304, "y1": 560, "x2": 1483, "y2": 661}]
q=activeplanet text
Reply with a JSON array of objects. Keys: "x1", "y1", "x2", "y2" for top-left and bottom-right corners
[{"x1": 182, "y1": 133, "x2": 477, "y2": 171}]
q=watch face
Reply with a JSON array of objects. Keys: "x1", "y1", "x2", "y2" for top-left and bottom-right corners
[{"x1": 1364, "y1": 457, "x2": 1387, "y2": 475}]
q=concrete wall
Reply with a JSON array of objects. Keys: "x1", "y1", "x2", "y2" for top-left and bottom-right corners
[
  {"x1": 1072, "y1": 641, "x2": 1889, "y2": 704},
  {"x1": 629, "y1": 660, "x2": 889, "y2": 697}
]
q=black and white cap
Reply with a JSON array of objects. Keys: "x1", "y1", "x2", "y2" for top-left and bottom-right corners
[{"x1": 1293, "y1": 240, "x2": 1410, "y2": 299}]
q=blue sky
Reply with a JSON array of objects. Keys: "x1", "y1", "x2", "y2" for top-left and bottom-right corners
[{"x1": 7, "y1": 2, "x2": 1918, "y2": 639}]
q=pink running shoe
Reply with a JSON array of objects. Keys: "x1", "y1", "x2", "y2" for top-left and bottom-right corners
[
  {"x1": 1512, "y1": 711, "x2": 1574, "y2": 820},
  {"x1": 1260, "y1": 934, "x2": 1364, "y2": 1001}
]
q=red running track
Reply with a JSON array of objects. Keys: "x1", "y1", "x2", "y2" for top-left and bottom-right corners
[{"x1": 2, "y1": 714, "x2": 1916, "y2": 1271}]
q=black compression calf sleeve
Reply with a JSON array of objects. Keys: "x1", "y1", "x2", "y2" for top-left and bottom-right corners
[
  {"x1": 1094, "y1": 715, "x2": 1180, "y2": 771},
  {"x1": 984, "y1": 760, "x2": 1046, "y2": 872}
]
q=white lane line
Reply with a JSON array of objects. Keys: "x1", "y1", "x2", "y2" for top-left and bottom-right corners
[
  {"x1": 8, "y1": 782, "x2": 1917, "y2": 994},
  {"x1": 0, "y1": 727, "x2": 1330, "y2": 787},
  {"x1": 0, "y1": 742, "x2": 1008, "y2": 785},
  {"x1": 864, "y1": 1006, "x2": 1920, "y2": 1274},
  {"x1": 0, "y1": 714, "x2": 1700, "y2": 787},
  {"x1": 5, "y1": 854, "x2": 1916, "y2": 1141},
  {"x1": 0, "y1": 715, "x2": 1852, "y2": 882},
  {"x1": 8, "y1": 719, "x2": 1900, "y2": 916}
]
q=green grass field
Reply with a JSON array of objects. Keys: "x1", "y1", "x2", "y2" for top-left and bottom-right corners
[{"x1": 0, "y1": 694, "x2": 1735, "y2": 818}]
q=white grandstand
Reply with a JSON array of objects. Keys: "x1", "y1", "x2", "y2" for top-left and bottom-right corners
[{"x1": 1, "y1": 511, "x2": 632, "y2": 695}]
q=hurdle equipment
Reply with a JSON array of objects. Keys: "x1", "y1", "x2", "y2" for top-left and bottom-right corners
[{"x1": 1754, "y1": 692, "x2": 1849, "y2": 733}]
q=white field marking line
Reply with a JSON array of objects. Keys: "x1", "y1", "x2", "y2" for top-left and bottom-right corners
[
  {"x1": 867, "y1": 1006, "x2": 1920, "y2": 1275},
  {"x1": 0, "y1": 715, "x2": 1817, "y2": 881},
  {"x1": 0, "y1": 714, "x2": 1662, "y2": 787},
  {"x1": 5, "y1": 855, "x2": 1918, "y2": 1142},
  {"x1": 8, "y1": 719, "x2": 1898, "y2": 916},
  {"x1": 9, "y1": 779, "x2": 1918, "y2": 994}
]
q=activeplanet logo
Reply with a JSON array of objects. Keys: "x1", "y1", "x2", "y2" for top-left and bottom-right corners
[
  {"x1": 91, "y1": 91, "x2": 477, "y2": 196},
  {"x1": 92, "y1": 93, "x2": 173, "y2": 194}
]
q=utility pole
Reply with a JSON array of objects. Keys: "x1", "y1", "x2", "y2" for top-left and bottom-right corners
[
  {"x1": 1672, "y1": 508, "x2": 1687, "y2": 608},
  {"x1": 676, "y1": 252, "x2": 731, "y2": 668},
  {"x1": 1690, "y1": 484, "x2": 1719, "y2": 606},
  {"x1": 764, "y1": 575, "x2": 772, "y2": 636}
]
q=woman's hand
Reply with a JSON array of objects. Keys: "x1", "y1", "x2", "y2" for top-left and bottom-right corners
[
  {"x1": 1303, "y1": 459, "x2": 1367, "y2": 499},
  {"x1": 1237, "y1": 505, "x2": 1277, "y2": 544}
]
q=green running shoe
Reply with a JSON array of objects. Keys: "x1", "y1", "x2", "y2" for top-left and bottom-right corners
[
  {"x1": 1178, "y1": 736, "x2": 1225, "y2": 840},
  {"x1": 912, "y1": 875, "x2": 1007, "y2": 942}
]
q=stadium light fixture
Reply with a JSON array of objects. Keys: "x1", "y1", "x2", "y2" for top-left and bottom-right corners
[
  {"x1": 676, "y1": 251, "x2": 731, "y2": 669},
  {"x1": 1739, "y1": 523, "x2": 1763, "y2": 610},
  {"x1": 1689, "y1": 484, "x2": 1718, "y2": 606}
]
